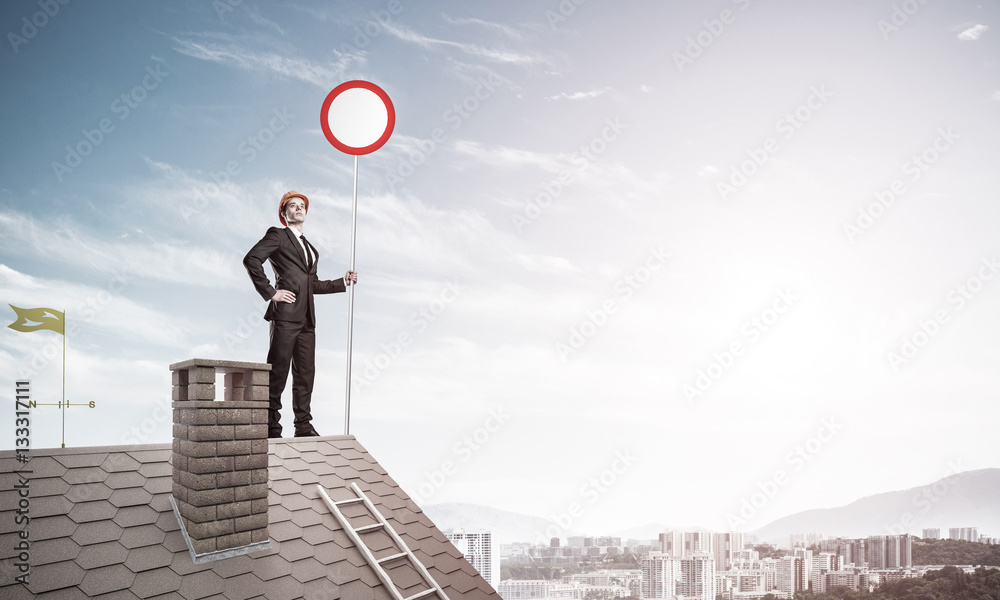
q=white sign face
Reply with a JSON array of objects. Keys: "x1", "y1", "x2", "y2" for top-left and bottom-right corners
[{"x1": 321, "y1": 81, "x2": 395, "y2": 155}]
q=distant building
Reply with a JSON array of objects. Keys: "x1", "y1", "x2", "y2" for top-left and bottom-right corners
[
  {"x1": 713, "y1": 532, "x2": 745, "y2": 571},
  {"x1": 950, "y1": 527, "x2": 978, "y2": 542},
  {"x1": 820, "y1": 568, "x2": 873, "y2": 594},
  {"x1": 734, "y1": 548, "x2": 760, "y2": 562},
  {"x1": 497, "y1": 579, "x2": 571, "y2": 599},
  {"x1": 793, "y1": 548, "x2": 813, "y2": 590},
  {"x1": 819, "y1": 537, "x2": 866, "y2": 567},
  {"x1": 812, "y1": 552, "x2": 842, "y2": 591},
  {"x1": 790, "y1": 532, "x2": 824, "y2": 547},
  {"x1": 685, "y1": 531, "x2": 714, "y2": 555},
  {"x1": 641, "y1": 552, "x2": 677, "y2": 599},
  {"x1": 659, "y1": 531, "x2": 684, "y2": 558},
  {"x1": 777, "y1": 556, "x2": 806, "y2": 597},
  {"x1": 867, "y1": 534, "x2": 912, "y2": 569},
  {"x1": 678, "y1": 553, "x2": 716, "y2": 600},
  {"x1": 446, "y1": 529, "x2": 499, "y2": 588},
  {"x1": 922, "y1": 528, "x2": 940, "y2": 540}
]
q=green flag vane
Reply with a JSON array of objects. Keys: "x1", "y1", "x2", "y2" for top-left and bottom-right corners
[{"x1": 8, "y1": 305, "x2": 95, "y2": 448}]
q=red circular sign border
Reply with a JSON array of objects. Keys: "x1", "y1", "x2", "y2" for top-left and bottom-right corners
[{"x1": 320, "y1": 80, "x2": 395, "y2": 156}]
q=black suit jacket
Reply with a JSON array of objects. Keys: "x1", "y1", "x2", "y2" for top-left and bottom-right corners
[{"x1": 243, "y1": 227, "x2": 346, "y2": 326}]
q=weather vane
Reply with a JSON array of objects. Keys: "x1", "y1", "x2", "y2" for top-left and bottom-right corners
[{"x1": 8, "y1": 305, "x2": 96, "y2": 448}]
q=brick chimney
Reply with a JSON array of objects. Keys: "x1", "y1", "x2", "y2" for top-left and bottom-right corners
[{"x1": 169, "y1": 358, "x2": 272, "y2": 563}]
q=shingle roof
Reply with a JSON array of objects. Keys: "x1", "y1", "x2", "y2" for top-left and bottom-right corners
[{"x1": 0, "y1": 436, "x2": 501, "y2": 600}]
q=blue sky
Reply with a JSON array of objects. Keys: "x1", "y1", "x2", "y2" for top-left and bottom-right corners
[{"x1": 2, "y1": 0, "x2": 999, "y2": 537}]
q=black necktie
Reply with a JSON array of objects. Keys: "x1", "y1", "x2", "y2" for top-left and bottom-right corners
[{"x1": 300, "y1": 235, "x2": 313, "y2": 270}]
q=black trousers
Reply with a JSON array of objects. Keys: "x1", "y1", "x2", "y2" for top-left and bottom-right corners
[{"x1": 266, "y1": 319, "x2": 316, "y2": 434}]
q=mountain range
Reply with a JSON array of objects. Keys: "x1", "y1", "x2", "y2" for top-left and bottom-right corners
[{"x1": 423, "y1": 468, "x2": 1000, "y2": 545}]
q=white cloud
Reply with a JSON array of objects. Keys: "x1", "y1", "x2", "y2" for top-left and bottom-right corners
[
  {"x1": 515, "y1": 254, "x2": 580, "y2": 274},
  {"x1": 383, "y1": 22, "x2": 538, "y2": 64},
  {"x1": 441, "y1": 14, "x2": 524, "y2": 40},
  {"x1": 171, "y1": 37, "x2": 363, "y2": 87},
  {"x1": 957, "y1": 24, "x2": 988, "y2": 41},
  {"x1": 545, "y1": 87, "x2": 612, "y2": 101},
  {"x1": 697, "y1": 165, "x2": 721, "y2": 177},
  {"x1": 452, "y1": 140, "x2": 567, "y2": 172},
  {"x1": 0, "y1": 264, "x2": 187, "y2": 348},
  {"x1": 0, "y1": 209, "x2": 245, "y2": 290}
]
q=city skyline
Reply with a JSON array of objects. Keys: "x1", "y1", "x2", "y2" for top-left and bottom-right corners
[{"x1": 2, "y1": 0, "x2": 999, "y2": 535}]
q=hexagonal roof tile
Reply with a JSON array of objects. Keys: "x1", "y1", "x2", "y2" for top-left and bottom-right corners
[
  {"x1": 124, "y1": 543, "x2": 175, "y2": 573},
  {"x1": 0, "y1": 436, "x2": 501, "y2": 600},
  {"x1": 105, "y1": 470, "x2": 147, "y2": 490},
  {"x1": 102, "y1": 454, "x2": 142, "y2": 473},
  {"x1": 26, "y1": 560, "x2": 86, "y2": 594},
  {"x1": 108, "y1": 487, "x2": 154, "y2": 508},
  {"x1": 79, "y1": 563, "x2": 136, "y2": 596},
  {"x1": 177, "y1": 569, "x2": 226, "y2": 599},
  {"x1": 63, "y1": 466, "x2": 108, "y2": 485},
  {"x1": 130, "y1": 566, "x2": 182, "y2": 598},
  {"x1": 69, "y1": 500, "x2": 118, "y2": 524},
  {"x1": 25, "y1": 456, "x2": 68, "y2": 478},
  {"x1": 73, "y1": 519, "x2": 123, "y2": 546},
  {"x1": 32, "y1": 536, "x2": 82, "y2": 566},
  {"x1": 75, "y1": 540, "x2": 129, "y2": 570},
  {"x1": 55, "y1": 453, "x2": 109, "y2": 469},
  {"x1": 114, "y1": 504, "x2": 160, "y2": 528},
  {"x1": 32, "y1": 493, "x2": 74, "y2": 518}
]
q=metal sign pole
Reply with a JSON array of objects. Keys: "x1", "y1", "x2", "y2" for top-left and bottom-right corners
[{"x1": 345, "y1": 155, "x2": 359, "y2": 435}]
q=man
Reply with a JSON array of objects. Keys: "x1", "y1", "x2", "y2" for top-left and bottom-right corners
[{"x1": 243, "y1": 190, "x2": 357, "y2": 438}]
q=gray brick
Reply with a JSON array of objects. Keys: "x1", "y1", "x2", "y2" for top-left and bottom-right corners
[
  {"x1": 217, "y1": 501, "x2": 251, "y2": 520},
  {"x1": 187, "y1": 487, "x2": 235, "y2": 507},
  {"x1": 235, "y1": 484, "x2": 267, "y2": 502},
  {"x1": 250, "y1": 528, "x2": 269, "y2": 544},
  {"x1": 189, "y1": 366, "x2": 216, "y2": 384},
  {"x1": 234, "y1": 424, "x2": 267, "y2": 440},
  {"x1": 191, "y1": 537, "x2": 216, "y2": 555},
  {"x1": 176, "y1": 498, "x2": 216, "y2": 523},
  {"x1": 216, "y1": 531, "x2": 252, "y2": 552},
  {"x1": 187, "y1": 518, "x2": 234, "y2": 539},
  {"x1": 187, "y1": 456, "x2": 233, "y2": 474},
  {"x1": 188, "y1": 425, "x2": 235, "y2": 442},
  {"x1": 178, "y1": 470, "x2": 217, "y2": 491},
  {"x1": 177, "y1": 440, "x2": 218, "y2": 459},
  {"x1": 235, "y1": 455, "x2": 267, "y2": 470},
  {"x1": 178, "y1": 409, "x2": 217, "y2": 426},
  {"x1": 172, "y1": 369, "x2": 189, "y2": 386},
  {"x1": 234, "y1": 513, "x2": 268, "y2": 534},
  {"x1": 218, "y1": 409, "x2": 252, "y2": 425},
  {"x1": 244, "y1": 385, "x2": 268, "y2": 401},
  {"x1": 217, "y1": 471, "x2": 251, "y2": 488},
  {"x1": 216, "y1": 440, "x2": 252, "y2": 456}
]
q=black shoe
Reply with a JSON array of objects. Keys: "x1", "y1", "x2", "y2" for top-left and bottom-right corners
[{"x1": 294, "y1": 425, "x2": 320, "y2": 437}]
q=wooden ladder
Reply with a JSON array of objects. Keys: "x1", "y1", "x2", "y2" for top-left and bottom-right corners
[{"x1": 317, "y1": 482, "x2": 451, "y2": 600}]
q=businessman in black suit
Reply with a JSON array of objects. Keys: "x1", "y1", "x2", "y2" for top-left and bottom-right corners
[{"x1": 243, "y1": 191, "x2": 357, "y2": 438}]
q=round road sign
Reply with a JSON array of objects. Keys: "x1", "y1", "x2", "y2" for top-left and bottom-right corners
[{"x1": 320, "y1": 80, "x2": 395, "y2": 155}]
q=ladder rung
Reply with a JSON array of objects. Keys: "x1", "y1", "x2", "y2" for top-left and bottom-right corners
[
  {"x1": 377, "y1": 552, "x2": 408, "y2": 564},
  {"x1": 334, "y1": 497, "x2": 365, "y2": 505},
  {"x1": 354, "y1": 522, "x2": 384, "y2": 533},
  {"x1": 403, "y1": 588, "x2": 438, "y2": 600}
]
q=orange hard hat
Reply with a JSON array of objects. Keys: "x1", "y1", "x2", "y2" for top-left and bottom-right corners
[{"x1": 278, "y1": 191, "x2": 309, "y2": 226}]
